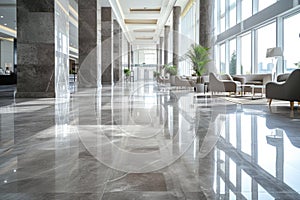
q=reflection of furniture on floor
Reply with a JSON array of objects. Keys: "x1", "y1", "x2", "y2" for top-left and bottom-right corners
[
  {"x1": 209, "y1": 73, "x2": 241, "y2": 95},
  {"x1": 266, "y1": 69, "x2": 300, "y2": 110},
  {"x1": 233, "y1": 73, "x2": 271, "y2": 94},
  {"x1": 266, "y1": 113, "x2": 300, "y2": 148}
]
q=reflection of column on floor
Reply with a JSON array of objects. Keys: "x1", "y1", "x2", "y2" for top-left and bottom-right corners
[
  {"x1": 225, "y1": 116, "x2": 230, "y2": 199},
  {"x1": 251, "y1": 115, "x2": 258, "y2": 199},
  {"x1": 172, "y1": 106, "x2": 179, "y2": 156},
  {"x1": 236, "y1": 113, "x2": 242, "y2": 199}
]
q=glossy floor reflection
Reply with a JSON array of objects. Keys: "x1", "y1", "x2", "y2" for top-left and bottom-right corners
[{"x1": 0, "y1": 81, "x2": 300, "y2": 200}]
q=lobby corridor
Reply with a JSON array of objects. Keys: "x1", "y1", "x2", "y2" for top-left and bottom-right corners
[{"x1": 0, "y1": 82, "x2": 300, "y2": 199}]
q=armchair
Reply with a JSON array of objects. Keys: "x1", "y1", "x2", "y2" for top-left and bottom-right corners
[
  {"x1": 266, "y1": 69, "x2": 300, "y2": 110},
  {"x1": 209, "y1": 73, "x2": 241, "y2": 95}
]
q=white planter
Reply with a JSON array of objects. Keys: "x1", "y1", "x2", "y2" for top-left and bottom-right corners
[
  {"x1": 170, "y1": 75, "x2": 176, "y2": 86},
  {"x1": 195, "y1": 83, "x2": 204, "y2": 93}
]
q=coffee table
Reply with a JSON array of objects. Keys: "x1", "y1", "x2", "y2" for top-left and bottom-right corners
[{"x1": 240, "y1": 84, "x2": 265, "y2": 99}]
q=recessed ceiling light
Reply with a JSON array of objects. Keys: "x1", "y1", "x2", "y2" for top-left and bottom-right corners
[
  {"x1": 4, "y1": 23, "x2": 7, "y2": 26},
  {"x1": 124, "y1": 19, "x2": 157, "y2": 25},
  {"x1": 0, "y1": 16, "x2": 3, "y2": 18}
]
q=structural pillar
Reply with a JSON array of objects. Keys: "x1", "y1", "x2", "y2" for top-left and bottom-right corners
[
  {"x1": 113, "y1": 20, "x2": 121, "y2": 83},
  {"x1": 16, "y1": 0, "x2": 69, "y2": 98},
  {"x1": 173, "y1": 6, "x2": 181, "y2": 69},
  {"x1": 127, "y1": 41, "x2": 131, "y2": 69},
  {"x1": 156, "y1": 43, "x2": 159, "y2": 73},
  {"x1": 159, "y1": 37, "x2": 163, "y2": 72},
  {"x1": 199, "y1": 0, "x2": 215, "y2": 72},
  {"x1": 101, "y1": 7, "x2": 113, "y2": 85},
  {"x1": 78, "y1": 0, "x2": 101, "y2": 88},
  {"x1": 164, "y1": 26, "x2": 170, "y2": 65}
]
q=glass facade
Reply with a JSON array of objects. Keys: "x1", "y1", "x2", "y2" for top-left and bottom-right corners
[
  {"x1": 257, "y1": 22, "x2": 276, "y2": 74},
  {"x1": 283, "y1": 12, "x2": 300, "y2": 73},
  {"x1": 215, "y1": 0, "x2": 299, "y2": 75}
]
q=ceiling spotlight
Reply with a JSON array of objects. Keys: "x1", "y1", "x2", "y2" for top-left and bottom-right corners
[
  {"x1": 0, "y1": 16, "x2": 3, "y2": 18},
  {"x1": 4, "y1": 23, "x2": 7, "y2": 26}
]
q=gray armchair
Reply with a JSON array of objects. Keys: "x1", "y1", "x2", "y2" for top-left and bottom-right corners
[
  {"x1": 209, "y1": 72, "x2": 241, "y2": 95},
  {"x1": 266, "y1": 69, "x2": 300, "y2": 110}
]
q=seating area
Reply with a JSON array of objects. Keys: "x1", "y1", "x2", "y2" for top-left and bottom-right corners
[
  {"x1": 266, "y1": 69, "x2": 300, "y2": 110},
  {"x1": 156, "y1": 69, "x2": 300, "y2": 109}
]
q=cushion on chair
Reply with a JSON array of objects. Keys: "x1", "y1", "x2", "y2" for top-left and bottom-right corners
[
  {"x1": 220, "y1": 74, "x2": 233, "y2": 81},
  {"x1": 245, "y1": 81, "x2": 263, "y2": 85},
  {"x1": 277, "y1": 73, "x2": 290, "y2": 82}
]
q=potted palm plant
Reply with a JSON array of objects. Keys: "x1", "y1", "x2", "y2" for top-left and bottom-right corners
[
  {"x1": 163, "y1": 64, "x2": 177, "y2": 85},
  {"x1": 186, "y1": 44, "x2": 211, "y2": 92}
]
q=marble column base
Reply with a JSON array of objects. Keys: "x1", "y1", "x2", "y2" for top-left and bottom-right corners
[{"x1": 15, "y1": 92, "x2": 55, "y2": 98}]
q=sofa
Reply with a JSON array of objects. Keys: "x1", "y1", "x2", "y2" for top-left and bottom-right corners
[
  {"x1": 209, "y1": 73, "x2": 241, "y2": 94},
  {"x1": 232, "y1": 73, "x2": 272, "y2": 93},
  {"x1": 266, "y1": 69, "x2": 300, "y2": 110}
]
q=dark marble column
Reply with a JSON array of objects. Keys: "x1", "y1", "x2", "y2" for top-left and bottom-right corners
[
  {"x1": 173, "y1": 6, "x2": 181, "y2": 68},
  {"x1": 16, "y1": 0, "x2": 69, "y2": 98},
  {"x1": 101, "y1": 7, "x2": 113, "y2": 85},
  {"x1": 78, "y1": 0, "x2": 101, "y2": 88},
  {"x1": 199, "y1": 0, "x2": 215, "y2": 72},
  {"x1": 164, "y1": 26, "x2": 170, "y2": 65},
  {"x1": 113, "y1": 20, "x2": 121, "y2": 83}
]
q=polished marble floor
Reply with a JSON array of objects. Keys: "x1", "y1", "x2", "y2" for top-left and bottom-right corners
[{"x1": 0, "y1": 81, "x2": 300, "y2": 200}]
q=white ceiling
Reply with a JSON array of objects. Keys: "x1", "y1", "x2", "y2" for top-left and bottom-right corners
[
  {"x1": 110, "y1": 0, "x2": 189, "y2": 45},
  {"x1": 0, "y1": 0, "x2": 16, "y2": 38},
  {"x1": 0, "y1": 0, "x2": 189, "y2": 45}
]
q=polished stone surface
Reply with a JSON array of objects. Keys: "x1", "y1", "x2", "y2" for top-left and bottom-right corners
[{"x1": 1, "y1": 81, "x2": 300, "y2": 199}]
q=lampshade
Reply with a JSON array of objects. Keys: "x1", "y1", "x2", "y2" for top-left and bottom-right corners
[{"x1": 266, "y1": 47, "x2": 283, "y2": 58}]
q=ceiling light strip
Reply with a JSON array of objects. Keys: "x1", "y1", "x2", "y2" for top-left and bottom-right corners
[
  {"x1": 133, "y1": 29, "x2": 156, "y2": 33},
  {"x1": 130, "y1": 8, "x2": 161, "y2": 12},
  {"x1": 125, "y1": 19, "x2": 157, "y2": 24},
  {"x1": 69, "y1": 5, "x2": 78, "y2": 18},
  {"x1": 0, "y1": 37, "x2": 14, "y2": 42},
  {"x1": 181, "y1": 0, "x2": 195, "y2": 17},
  {"x1": 0, "y1": 24, "x2": 16, "y2": 37}
]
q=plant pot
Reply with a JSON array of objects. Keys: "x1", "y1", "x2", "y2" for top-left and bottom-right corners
[
  {"x1": 195, "y1": 83, "x2": 204, "y2": 93},
  {"x1": 170, "y1": 75, "x2": 176, "y2": 86}
]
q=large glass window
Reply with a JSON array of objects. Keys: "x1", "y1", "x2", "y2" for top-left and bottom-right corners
[
  {"x1": 229, "y1": 0, "x2": 236, "y2": 28},
  {"x1": 241, "y1": 0, "x2": 252, "y2": 21},
  {"x1": 257, "y1": 22, "x2": 276, "y2": 74},
  {"x1": 229, "y1": 39, "x2": 236, "y2": 75},
  {"x1": 259, "y1": 0, "x2": 277, "y2": 12},
  {"x1": 240, "y1": 33, "x2": 251, "y2": 74},
  {"x1": 220, "y1": 0, "x2": 226, "y2": 33},
  {"x1": 220, "y1": 43, "x2": 226, "y2": 73},
  {"x1": 283, "y1": 12, "x2": 300, "y2": 73}
]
